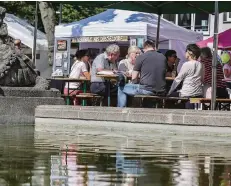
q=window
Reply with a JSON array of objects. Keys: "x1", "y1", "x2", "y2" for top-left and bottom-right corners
[
  {"x1": 178, "y1": 14, "x2": 192, "y2": 30},
  {"x1": 194, "y1": 13, "x2": 210, "y2": 35},
  {"x1": 162, "y1": 14, "x2": 176, "y2": 24},
  {"x1": 223, "y1": 12, "x2": 231, "y2": 22}
]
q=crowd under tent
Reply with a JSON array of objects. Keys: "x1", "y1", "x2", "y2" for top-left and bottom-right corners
[
  {"x1": 54, "y1": 9, "x2": 203, "y2": 76},
  {"x1": 4, "y1": 13, "x2": 50, "y2": 78}
]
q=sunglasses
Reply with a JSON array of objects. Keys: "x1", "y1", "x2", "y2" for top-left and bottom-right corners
[{"x1": 171, "y1": 55, "x2": 177, "y2": 58}]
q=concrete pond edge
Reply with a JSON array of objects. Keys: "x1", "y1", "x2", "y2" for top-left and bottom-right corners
[{"x1": 35, "y1": 105, "x2": 231, "y2": 128}]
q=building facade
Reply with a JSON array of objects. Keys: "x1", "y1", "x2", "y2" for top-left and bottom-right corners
[{"x1": 163, "y1": 13, "x2": 231, "y2": 40}]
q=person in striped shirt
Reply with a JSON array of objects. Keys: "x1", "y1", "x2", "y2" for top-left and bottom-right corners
[{"x1": 200, "y1": 47, "x2": 228, "y2": 98}]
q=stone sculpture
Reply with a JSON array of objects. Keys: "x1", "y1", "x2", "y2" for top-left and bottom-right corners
[{"x1": 0, "y1": 6, "x2": 49, "y2": 89}]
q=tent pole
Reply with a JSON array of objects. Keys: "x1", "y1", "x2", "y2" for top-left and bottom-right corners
[
  {"x1": 211, "y1": 1, "x2": 219, "y2": 110},
  {"x1": 32, "y1": 1, "x2": 38, "y2": 69},
  {"x1": 155, "y1": 13, "x2": 161, "y2": 49}
]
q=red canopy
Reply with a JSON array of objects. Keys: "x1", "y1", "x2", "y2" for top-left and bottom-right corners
[{"x1": 197, "y1": 28, "x2": 231, "y2": 49}]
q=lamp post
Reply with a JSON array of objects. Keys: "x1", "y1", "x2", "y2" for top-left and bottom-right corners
[
  {"x1": 211, "y1": 1, "x2": 219, "y2": 110},
  {"x1": 59, "y1": 3, "x2": 62, "y2": 24},
  {"x1": 32, "y1": 1, "x2": 38, "y2": 68}
]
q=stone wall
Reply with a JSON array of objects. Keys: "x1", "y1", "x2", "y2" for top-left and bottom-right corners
[
  {"x1": 35, "y1": 105, "x2": 231, "y2": 127},
  {"x1": 0, "y1": 87, "x2": 64, "y2": 124}
]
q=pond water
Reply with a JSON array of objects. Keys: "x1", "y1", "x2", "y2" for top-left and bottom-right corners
[{"x1": 1, "y1": 125, "x2": 231, "y2": 185}]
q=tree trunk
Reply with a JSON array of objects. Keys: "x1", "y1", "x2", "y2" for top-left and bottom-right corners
[{"x1": 38, "y1": 1, "x2": 55, "y2": 66}]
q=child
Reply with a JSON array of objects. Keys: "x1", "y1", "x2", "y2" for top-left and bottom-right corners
[{"x1": 221, "y1": 51, "x2": 231, "y2": 89}]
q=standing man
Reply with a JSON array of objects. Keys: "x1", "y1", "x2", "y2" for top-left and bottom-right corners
[
  {"x1": 117, "y1": 40, "x2": 166, "y2": 107},
  {"x1": 90, "y1": 44, "x2": 120, "y2": 96}
]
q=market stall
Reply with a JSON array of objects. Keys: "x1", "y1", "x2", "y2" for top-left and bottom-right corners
[
  {"x1": 197, "y1": 28, "x2": 231, "y2": 50},
  {"x1": 53, "y1": 9, "x2": 203, "y2": 76}
]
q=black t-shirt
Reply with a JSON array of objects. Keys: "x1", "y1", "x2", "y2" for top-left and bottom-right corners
[{"x1": 133, "y1": 50, "x2": 166, "y2": 93}]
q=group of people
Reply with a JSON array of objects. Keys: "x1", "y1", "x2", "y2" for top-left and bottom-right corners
[{"x1": 65, "y1": 40, "x2": 231, "y2": 109}]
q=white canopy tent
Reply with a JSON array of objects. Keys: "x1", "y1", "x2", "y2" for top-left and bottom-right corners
[
  {"x1": 4, "y1": 13, "x2": 48, "y2": 50},
  {"x1": 55, "y1": 9, "x2": 202, "y2": 43},
  {"x1": 55, "y1": 9, "x2": 203, "y2": 61}
]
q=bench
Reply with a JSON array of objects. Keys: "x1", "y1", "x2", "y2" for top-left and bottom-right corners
[
  {"x1": 76, "y1": 93, "x2": 103, "y2": 106},
  {"x1": 190, "y1": 98, "x2": 231, "y2": 110},
  {"x1": 133, "y1": 95, "x2": 189, "y2": 108},
  {"x1": 61, "y1": 94, "x2": 76, "y2": 105}
]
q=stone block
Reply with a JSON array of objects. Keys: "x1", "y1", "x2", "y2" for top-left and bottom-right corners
[
  {"x1": 0, "y1": 87, "x2": 61, "y2": 97},
  {"x1": 0, "y1": 96, "x2": 65, "y2": 124},
  {"x1": 35, "y1": 105, "x2": 231, "y2": 127}
]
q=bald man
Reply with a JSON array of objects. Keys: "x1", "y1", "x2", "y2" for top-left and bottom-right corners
[{"x1": 14, "y1": 39, "x2": 22, "y2": 56}]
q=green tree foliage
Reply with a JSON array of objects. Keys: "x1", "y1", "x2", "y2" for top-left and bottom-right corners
[
  {"x1": 61, "y1": 4, "x2": 104, "y2": 23},
  {"x1": 0, "y1": 1, "x2": 104, "y2": 66},
  {"x1": 0, "y1": 1, "x2": 44, "y2": 31},
  {"x1": 0, "y1": 1, "x2": 104, "y2": 31}
]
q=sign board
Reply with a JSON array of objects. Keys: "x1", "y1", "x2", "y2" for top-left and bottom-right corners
[
  {"x1": 53, "y1": 38, "x2": 71, "y2": 77},
  {"x1": 129, "y1": 36, "x2": 146, "y2": 48},
  {"x1": 57, "y1": 40, "x2": 67, "y2": 51},
  {"x1": 130, "y1": 38, "x2": 136, "y2": 46},
  {"x1": 71, "y1": 36, "x2": 128, "y2": 43}
]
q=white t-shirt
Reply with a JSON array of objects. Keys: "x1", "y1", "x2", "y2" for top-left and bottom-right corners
[
  {"x1": 223, "y1": 63, "x2": 231, "y2": 79},
  {"x1": 65, "y1": 61, "x2": 88, "y2": 89}
]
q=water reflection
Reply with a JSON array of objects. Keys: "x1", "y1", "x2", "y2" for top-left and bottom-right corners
[{"x1": 1, "y1": 125, "x2": 231, "y2": 185}]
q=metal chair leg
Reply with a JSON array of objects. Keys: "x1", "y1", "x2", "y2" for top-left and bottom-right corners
[{"x1": 99, "y1": 97, "x2": 103, "y2": 106}]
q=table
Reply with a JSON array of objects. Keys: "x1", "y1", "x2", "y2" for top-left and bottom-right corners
[
  {"x1": 96, "y1": 74, "x2": 118, "y2": 106},
  {"x1": 166, "y1": 77, "x2": 175, "y2": 81},
  {"x1": 47, "y1": 78, "x2": 89, "y2": 105},
  {"x1": 222, "y1": 79, "x2": 231, "y2": 82},
  {"x1": 96, "y1": 75, "x2": 175, "y2": 106}
]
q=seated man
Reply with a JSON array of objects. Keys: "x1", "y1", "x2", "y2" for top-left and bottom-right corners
[
  {"x1": 117, "y1": 40, "x2": 166, "y2": 107},
  {"x1": 90, "y1": 44, "x2": 120, "y2": 96},
  {"x1": 165, "y1": 50, "x2": 178, "y2": 77}
]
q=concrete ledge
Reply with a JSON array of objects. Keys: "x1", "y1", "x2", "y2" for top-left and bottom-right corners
[
  {"x1": 0, "y1": 97, "x2": 65, "y2": 124},
  {"x1": 35, "y1": 105, "x2": 231, "y2": 127},
  {"x1": 0, "y1": 87, "x2": 61, "y2": 97}
]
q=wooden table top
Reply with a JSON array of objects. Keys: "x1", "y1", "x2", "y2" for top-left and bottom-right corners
[
  {"x1": 96, "y1": 75, "x2": 174, "y2": 80},
  {"x1": 48, "y1": 76, "x2": 174, "y2": 82},
  {"x1": 96, "y1": 74, "x2": 119, "y2": 78},
  {"x1": 222, "y1": 79, "x2": 231, "y2": 82},
  {"x1": 166, "y1": 77, "x2": 175, "y2": 81},
  {"x1": 47, "y1": 77, "x2": 90, "y2": 82}
]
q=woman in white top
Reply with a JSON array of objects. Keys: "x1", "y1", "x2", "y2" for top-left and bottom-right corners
[
  {"x1": 64, "y1": 49, "x2": 91, "y2": 105},
  {"x1": 168, "y1": 44, "x2": 203, "y2": 109},
  {"x1": 118, "y1": 46, "x2": 141, "y2": 76}
]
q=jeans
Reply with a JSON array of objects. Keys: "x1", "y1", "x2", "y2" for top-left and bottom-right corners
[
  {"x1": 117, "y1": 83, "x2": 154, "y2": 107},
  {"x1": 90, "y1": 82, "x2": 117, "y2": 97}
]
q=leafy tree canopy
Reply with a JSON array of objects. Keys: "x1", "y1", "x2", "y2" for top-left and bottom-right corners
[{"x1": 0, "y1": 1, "x2": 105, "y2": 32}]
